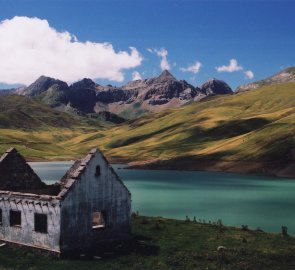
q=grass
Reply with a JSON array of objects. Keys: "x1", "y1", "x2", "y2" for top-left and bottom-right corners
[
  {"x1": 1, "y1": 216, "x2": 295, "y2": 269},
  {"x1": 84, "y1": 82, "x2": 295, "y2": 165},
  {"x1": 2, "y1": 82, "x2": 295, "y2": 169},
  {"x1": 0, "y1": 95, "x2": 107, "y2": 160}
]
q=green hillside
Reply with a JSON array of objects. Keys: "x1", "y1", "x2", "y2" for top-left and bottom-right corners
[
  {"x1": 1, "y1": 82, "x2": 295, "y2": 176},
  {"x1": 0, "y1": 95, "x2": 80, "y2": 129},
  {"x1": 0, "y1": 95, "x2": 99, "y2": 159},
  {"x1": 64, "y1": 82, "x2": 295, "y2": 176}
]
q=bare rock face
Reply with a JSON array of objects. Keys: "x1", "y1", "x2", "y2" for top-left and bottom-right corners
[
  {"x1": 200, "y1": 78, "x2": 233, "y2": 95},
  {"x1": 148, "y1": 98, "x2": 170, "y2": 105},
  {"x1": 93, "y1": 70, "x2": 202, "y2": 116},
  {"x1": 68, "y1": 78, "x2": 97, "y2": 113},
  {"x1": 143, "y1": 71, "x2": 199, "y2": 101},
  {"x1": 96, "y1": 88, "x2": 138, "y2": 103},
  {"x1": 70, "y1": 78, "x2": 96, "y2": 90},
  {"x1": 146, "y1": 69, "x2": 177, "y2": 85},
  {"x1": 9, "y1": 71, "x2": 234, "y2": 120},
  {"x1": 21, "y1": 75, "x2": 69, "y2": 96},
  {"x1": 236, "y1": 67, "x2": 295, "y2": 93}
]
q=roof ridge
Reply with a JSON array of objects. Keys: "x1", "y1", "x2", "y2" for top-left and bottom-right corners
[{"x1": 57, "y1": 148, "x2": 98, "y2": 199}]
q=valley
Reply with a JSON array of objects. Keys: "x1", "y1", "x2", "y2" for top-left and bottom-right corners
[{"x1": 1, "y1": 68, "x2": 295, "y2": 177}]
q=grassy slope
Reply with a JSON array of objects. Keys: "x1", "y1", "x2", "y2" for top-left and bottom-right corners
[
  {"x1": 0, "y1": 95, "x2": 100, "y2": 159},
  {"x1": 66, "y1": 82, "x2": 295, "y2": 164},
  {"x1": 1, "y1": 216, "x2": 295, "y2": 270},
  {"x1": 1, "y1": 83, "x2": 295, "y2": 171}
]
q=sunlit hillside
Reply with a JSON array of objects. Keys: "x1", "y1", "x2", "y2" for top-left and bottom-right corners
[
  {"x1": 63, "y1": 82, "x2": 295, "y2": 176},
  {"x1": 1, "y1": 82, "x2": 295, "y2": 176},
  {"x1": 70, "y1": 82, "x2": 295, "y2": 161}
]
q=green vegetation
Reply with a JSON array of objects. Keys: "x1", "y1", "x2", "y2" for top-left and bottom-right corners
[
  {"x1": 0, "y1": 95, "x2": 107, "y2": 160},
  {"x1": 0, "y1": 95, "x2": 81, "y2": 129},
  {"x1": 1, "y1": 216, "x2": 295, "y2": 269},
  {"x1": 1, "y1": 83, "x2": 295, "y2": 171},
  {"x1": 90, "y1": 82, "x2": 295, "y2": 166}
]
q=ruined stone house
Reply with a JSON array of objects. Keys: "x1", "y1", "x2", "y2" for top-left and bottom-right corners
[{"x1": 0, "y1": 147, "x2": 131, "y2": 255}]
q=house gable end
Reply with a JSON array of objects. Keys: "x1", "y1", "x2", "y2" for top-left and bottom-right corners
[
  {"x1": 0, "y1": 148, "x2": 45, "y2": 191},
  {"x1": 57, "y1": 148, "x2": 130, "y2": 200}
]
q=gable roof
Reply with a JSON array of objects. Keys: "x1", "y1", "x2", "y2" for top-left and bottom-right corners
[
  {"x1": 57, "y1": 148, "x2": 131, "y2": 199},
  {"x1": 0, "y1": 147, "x2": 130, "y2": 200},
  {"x1": 0, "y1": 147, "x2": 46, "y2": 191}
]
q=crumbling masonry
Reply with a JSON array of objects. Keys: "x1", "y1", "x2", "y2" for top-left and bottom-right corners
[{"x1": 0, "y1": 148, "x2": 131, "y2": 255}]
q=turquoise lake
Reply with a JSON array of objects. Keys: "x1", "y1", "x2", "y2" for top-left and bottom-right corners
[{"x1": 29, "y1": 161, "x2": 295, "y2": 234}]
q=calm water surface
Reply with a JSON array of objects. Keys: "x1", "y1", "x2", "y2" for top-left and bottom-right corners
[{"x1": 29, "y1": 162, "x2": 295, "y2": 234}]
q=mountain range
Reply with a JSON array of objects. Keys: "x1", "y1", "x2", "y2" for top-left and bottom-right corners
[
  {"x1": 1, "y1": 70, "x2": 233, "y2": 120},
  {"x1": 1, "y1": 67, "x2": 295, "y2": 178},
  {"x1": 236, "y1": 67, "x2": 295, "y2": 92}
]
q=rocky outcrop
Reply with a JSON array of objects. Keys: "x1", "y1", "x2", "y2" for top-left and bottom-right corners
[
  {"x1": 68, "y1": 78, "x2": 97, "y2": 113},
  {"x1": 93, "y1": 70, "x2": 203, "y2": 117},
  {"x1": 20, "y1": 75, "x2": 69, "y2": 96},
  {"x1": 7, "y1": 71, "x2": 234, "y2": 120},
  {"x1": 200, "y1": 78, "x2": 233, "y2": 95},
  {"x1": 71, "y1": 78, "x2": 96, "y2": 90},
  {"x1": 96, "y1": 88, "x2": 138, "y2": 103},
  {"x1": 143, "y1": 72, "x2": 199, "y2": 101},
  {"x1": 236, "y1": 67, "x2": 295, "y2": 93}
]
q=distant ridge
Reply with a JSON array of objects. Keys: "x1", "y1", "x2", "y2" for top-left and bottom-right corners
[
  {"x1": 0, "y1": 71, "x2": 233, "y2": 119},
  {"x1": 236, "y1": 67, "x2": 295, "y2": 93}
]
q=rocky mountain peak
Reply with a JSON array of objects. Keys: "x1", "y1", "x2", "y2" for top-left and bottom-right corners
[
  {"x1": 200, "y1": 78, "x2": 233, "y2": 95},
  {"x1": 71, "y1": 78, "x2": 96, "y2": 90},
  {"x1": 146, "y1": 70, "x2": 177, "y2": 85},
  {"x1": 22, "y1": 75, "x2": 69, "y2": 96},
  {"x1": 6, "y1": 70, "x2": 234, "y2": 121},
  {"x1": 159, "y1": 70, "x2": 176, "y2": 80}
]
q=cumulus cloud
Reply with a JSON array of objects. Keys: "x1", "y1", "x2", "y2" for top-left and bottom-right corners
[
  {"x1": 216, "y1": 58, "x2": 254, "y2": 80},
  {"x1": 216, "y1": 59, "x2": 243, "y2": 72},
  {"x1": 244, "y1": 70, "x2": 254, "y2": 79},
  {"x1": 147, "y1": 48, "x2": 170, "y2": 71},
  {"x1": 132, "y1": 71, "x2": 142, "y2": 81},
  {"x1": 180, "y1": 61, "x2": 202, "y2": 74},
  {"x1": 0, "y1": 16, "x2": 143, "y2": 85}
]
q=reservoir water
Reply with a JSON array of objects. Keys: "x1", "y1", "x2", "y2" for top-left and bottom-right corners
[{"x1": 29, "y1": 161, "x2": 295, "y2": 234}]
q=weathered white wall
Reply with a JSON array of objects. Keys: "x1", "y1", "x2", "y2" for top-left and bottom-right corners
[
  {"x1": 0, "y1": 194, "x2": 61, "y2": 252},
  {"x1": 60, "y1": 151, "x2": 131, "y2": 252}
]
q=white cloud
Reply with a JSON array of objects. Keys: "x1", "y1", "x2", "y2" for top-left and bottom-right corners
[
  {"x1": 244, "y1": 70, "x2": 254, "y2": 79},
  {"x1": 216, "y1": 58, "x2": 254, "y2": 80},
  {"x1": 216, "y1": 59, "x2": 243, "y2": 72},
  {"x1": 132, "y1": 71, "x2": 142, "y2": 81},
  {"x1": 180, "y1": 61, "x2": 202, "y2": 74},
  {"x1": 147, "y1": 48, "x2": 170, "y2": 71},
  {"x1": 0, "y1": 16, "x2": 143, "y2": 85}
]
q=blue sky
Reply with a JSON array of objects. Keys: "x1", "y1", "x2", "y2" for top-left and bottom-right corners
[{"x1": 0, "y1": 0, "x2": 294, "y2": 90}]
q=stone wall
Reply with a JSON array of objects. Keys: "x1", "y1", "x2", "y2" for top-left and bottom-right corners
[
  {"x1": 59, "y1": 150, "x2": 131, "y2": 252},
  {"x1": 0, "y1": 192, "x2": 61, "y2": 253}
]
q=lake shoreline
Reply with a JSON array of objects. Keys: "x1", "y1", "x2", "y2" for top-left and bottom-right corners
[
  {"x1": 127, "y1": 158, "x2": 295, "y2": 179},
  {"x1": 30, "y1": 161, "x2": 295, "y2": 234},
  {"x1": 27, "y1": 155, "x2": 295, "y2": 179}
]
